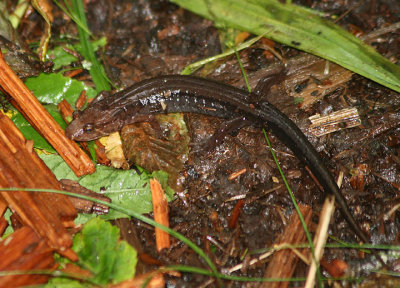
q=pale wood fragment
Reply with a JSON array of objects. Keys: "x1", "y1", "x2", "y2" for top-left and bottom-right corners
[
  {"x1": 305, "y1": 196, "x2": 335, "y2": 288},
  {"x1": 308, "y1": 107, "x2": 361, "y2": 137}
]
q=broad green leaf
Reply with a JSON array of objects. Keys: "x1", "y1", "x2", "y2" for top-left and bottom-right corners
[
  {"x1": 73, "y1": 218, "x2": 137, "y2": 284},
  {"x1": 40, "y1": 154, "x2": 175, "y2": 221},
  {"x1": 109, "y1": 241, "x2": 138, "y2": 283},
  {"x1": 40, "y1": 154, "x2": 79, "y2": 181},
  {"x1": 25, "y1": 73, "x2": 97, "y2": 106},
  {"x1": 171, "y1": 0, "x2": 400, "y2": 92}
]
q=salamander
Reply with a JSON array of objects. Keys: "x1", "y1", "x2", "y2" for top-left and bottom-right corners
[{"x1": 65, "y1": 74, "x2": 369, "y2": 243}]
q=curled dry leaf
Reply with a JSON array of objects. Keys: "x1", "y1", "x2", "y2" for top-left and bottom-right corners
[
  {"x1": 31, "y1": 0, "x2": 53, "y2": 61},
  {"x1": 121, "y1": 114, "x2": 190, "y2": 191}
]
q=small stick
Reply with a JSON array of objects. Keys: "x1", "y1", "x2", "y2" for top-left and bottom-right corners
[
  {"x1": 0, "y1": 199, "x2": 7, "y2": 236},
  {"x1": 150, "y1": 179, "x2": 170, "y2": 252},
  {"x1": 59, "y1": 179, "x2": 110, "y2": 214},
  {"x1": 228, "y1": 199, "x2": 244, "y2": 229}
]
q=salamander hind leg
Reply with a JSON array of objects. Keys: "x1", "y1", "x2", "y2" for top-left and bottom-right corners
[{"x1": 189, "y1": 116, "x2": 252, "y2": 155}]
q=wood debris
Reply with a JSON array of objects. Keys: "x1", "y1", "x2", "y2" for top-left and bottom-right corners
[
  {"x1": 308, "y1": 107, "x2": 361, "y2": 137},
  {"x1": 261, "y1": 205, "x2": 312, "y2": 288},
  {"x1": 150, "y1": 179, "x2": 170, "y2": 252},
  {"x1": 0, "y1": 113, "x2": 77, "y2": 256},
  {"x1": 0, "y1": 227, "x2": 57, "y2": 288},
  {"x1": 0, "y1": 50, "x2": 95, "y2": 177}
]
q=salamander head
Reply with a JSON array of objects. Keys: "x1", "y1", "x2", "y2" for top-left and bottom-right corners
[{"x1": 65, "y1": 106, "x2": 122, "y2": 141}]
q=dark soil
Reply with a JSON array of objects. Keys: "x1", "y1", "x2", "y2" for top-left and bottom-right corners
[{"x1": 14, "y1": 0, "x2": 400, "y2": 286}]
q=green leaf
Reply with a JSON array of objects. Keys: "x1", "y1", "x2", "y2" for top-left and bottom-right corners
[
  {"x1": 46, "y1": 278, "x2": 85, "y2": 288},
  {"x1": 40, "y1": 153, "x2": 79, "y2": 180},
  {"x1": 40, "y1": 154, "x2": 175, "y2": 221},
  {"x1": 73, "y1": 218, "x2": 137, "y2": 284},
  {"x1": 46, "y1": 37, "x2": 107, "y2": 70},
  {"x1": 171, "y1": 0, "x2": 400, "y2": 92},
  {"x1": 1, "y1": 209, "x2": 13, "y2": 239},
  {"x1": 46, "y1": 44, "x2": 78, "y2": 70},
  {"x1": 25, "y1": 73, "x2": 97, "y2": 106},
  {"x1": 151, "y1": 170, "x2": 175, "y2": 199},
  {"x1": 79, "y1": 166, "x2": 155, "y2": 218},
  {"x1": 110, "y1": 241, "x2": 138, "y2": 283}
]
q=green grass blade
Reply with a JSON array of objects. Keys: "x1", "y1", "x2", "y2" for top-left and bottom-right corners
[
  {"x1": 171, "y1": 0, "x2": 400, "y2": 92},
  {"x1": 70, "y1": 0, "x2": 110, "y2": 92},
  {"x1": 181, "y1": 34, "x2": 264, "y2": 75}
]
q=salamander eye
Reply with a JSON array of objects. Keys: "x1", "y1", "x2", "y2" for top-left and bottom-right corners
[{"x1": 83, "y1": 123, "x2": 94, "y2": 133}]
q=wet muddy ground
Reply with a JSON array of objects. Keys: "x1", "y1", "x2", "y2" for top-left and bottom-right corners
[{"x1": 14, "y1": 0, "x2": 400, "y2": 286}]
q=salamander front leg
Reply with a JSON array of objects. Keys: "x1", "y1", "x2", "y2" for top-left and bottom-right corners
[{"x1": 252, "y1": 68, "x2": 286, "y2": 102}]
